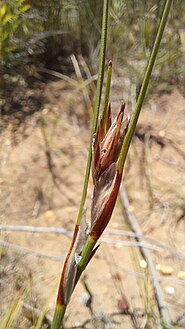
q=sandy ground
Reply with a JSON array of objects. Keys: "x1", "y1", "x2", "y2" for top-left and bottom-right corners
[{"x1": 0, "y1": 77, "x2": 185, "y2": 328}]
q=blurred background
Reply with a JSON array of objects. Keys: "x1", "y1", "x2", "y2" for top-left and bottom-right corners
[
  {"x1": 1, "y1": 0, "x2": 185, "y2": 112},
  {"x1": 0, "y1": 1, "x2": 185, "y2": 328}
]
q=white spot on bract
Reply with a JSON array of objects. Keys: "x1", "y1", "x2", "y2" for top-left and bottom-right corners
[{"x1": 75, "y1": 254, "x2": 82, "y2": 264}]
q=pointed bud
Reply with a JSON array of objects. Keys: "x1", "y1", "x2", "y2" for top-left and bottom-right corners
[
  {"x1": 106, "y1": 103, "x2": 112, "y2": 131},
  {"x1": 92, "y1": 103, "x2": 128, "y2": 182}
]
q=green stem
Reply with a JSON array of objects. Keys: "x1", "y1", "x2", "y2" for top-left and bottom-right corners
[
  {"x1": 51, "y1": 305, "x2": 66, "y2": 329},
  {"x1": 75, "y1": 236, "x2": 96, "y2": 285},
  {"x1": 76, "y1": 0, "x2": 109, "y2": 225},
  {"x1": 102, "y1": 61, "x2": 112, "y2": 127},
  {"x1": 51, "y1": 2, "x2": 109, "y2": 329},
  {"x1": 118, "y1": 0, "x2": 172, "y2": 172}
]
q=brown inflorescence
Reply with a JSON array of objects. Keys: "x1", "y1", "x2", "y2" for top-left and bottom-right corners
[
  {"x1": 57, "y1": 103, "x2": 128, "y2": 306},
  {"x1": 90, "y1": 103, "x2": 128, "y2": 240}
]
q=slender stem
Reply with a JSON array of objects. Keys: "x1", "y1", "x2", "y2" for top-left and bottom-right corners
[
  {"x1": 102, "y1": 60, "x2": 112, "y2": 127},
  {"x1": 51, "y1": 2, "x2": 172, "y2": 328},
  {"x1": 51, "y1": 305, "x2": 66, "y2": 329},
  {"x1": 75, "y1": 236, "x2": 96, "y2": 285},
  {"x1": 51, "y1": 2, "x2": 109, "y2": 329},
  {"x1": 118, "y1": 0, "x2": 172, "y2": 172},
  {"x1": 76, "y1": 0, "x2": 109, "y2": 225}
]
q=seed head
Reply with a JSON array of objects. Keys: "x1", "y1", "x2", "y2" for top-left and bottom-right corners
[{"x1": 90, "y1": 104, "x2": 128, "y2": 240}]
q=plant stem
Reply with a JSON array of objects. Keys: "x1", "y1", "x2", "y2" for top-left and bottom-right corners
[
  {"x1": 118, "y1": 0, "x2": 173, "y2": 172},
  {"x1": 51, "y1": 2, "x2": 109, "y2": 329},
  {"x1": 102, "y1": 61, "x2": 112, "y2": 127},
  {"x1": 75, "y1": 236, "x2": 96, "y2": 285},
  {"x1": 51, "y1": 305, "x2": 66, "y2": 329},
  {"x1": 76, "y1": 0, "x2": 109, "y2": 225}
]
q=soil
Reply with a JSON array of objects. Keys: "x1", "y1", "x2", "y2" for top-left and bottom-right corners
[{"x1": 0, "y1": 74, "x2": 185, "y2": 329}]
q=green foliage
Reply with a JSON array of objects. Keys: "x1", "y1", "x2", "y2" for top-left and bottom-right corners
[
  {"x1": 0, "y1": 0, "x2": 30, "y2": 65},
  {"x1": 0, "y1": 0, "x2": 42, "y2": 67},
  {"x1": 1, "y1": 0, "x2": 185, "y2": 90},
  {"x1": 29, "y1": 0, "x2": 103, "y2": 69},
  {"x1": 0, "y1": 293, "x2": 25, "y2": 329},
  {"x1": 108, "y1": 0, "x2": 185, "y2": 88}
]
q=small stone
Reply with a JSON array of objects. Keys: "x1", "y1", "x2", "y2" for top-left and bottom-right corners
[
  {"x1": 105, "y1": 273, "x2": 111, "y2": 279},
  {"x1": 44, "y1": 210, "x2": 56, "y2": 223},
  {"x1": 165, "y1": 286, "x2": 175, "y2": 295},
  {"x1": 159, "y1": 130, "x2": 165, "y2": 138},
  {"x1": 129, "y1": 205, "x2": 135, "y2": 212},
  {"x1": 140, "y1": 260, "x2": 147, "y2": 269},
  {"x1": 115, "y1": 242, "x2": 123, "y2": 248},
  {"x1": 156, "y1": 264, "x2": 161, "y2": 270},
  {"x1": 101, "y1": 286, "x2": 108, "y2": 294},
  {"x1": 156, "y1": 264, "x2": 173, "y2": 275},
  {"x1": 177, "y1": 271, "x2": 185, "y2": 280},
  {"x1": 112, "y1": 272, "x2": 122, "y2": 281},
  {"x1": 117, "y1": 297, "x2": 129, "y2": 312},
  {"x1": 42, "y1": 108, "x2": 49, "y2": 115}
]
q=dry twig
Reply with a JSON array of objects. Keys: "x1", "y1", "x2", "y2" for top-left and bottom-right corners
[
  {"x1": 0, "y1": 240, "x2": 64, "y2": 261},
  {"x1": 119, "y1": 183, "x2": 172, "y2": 327},
  {"x1": 1, "y1": 225, "x2": 185, "y2": 260}
]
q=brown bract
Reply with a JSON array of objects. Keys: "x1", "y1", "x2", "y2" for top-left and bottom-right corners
[
  {"x1": 90, "y1": 168, "x2": 122, "y2": 240},
  {"x1": 57, "y1": 218, "x2": 88, "y2": 306},
  {"x1": 57, "y1": 104, "x2": 129, "y2": 305},
  {"x1": 90, "y1": 104, "x2": 128, "y2": 240},
  {"x1": 92, "y1": 104, "x2": 127, "y2": 183}
]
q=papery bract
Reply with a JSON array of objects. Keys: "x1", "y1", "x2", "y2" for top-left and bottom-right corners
[
  {"x1": 90, "y1": 104, "x2": 129, "y2": 240},
  {"x1": 57, "y1": 216, "x2": 88, "y2": 305},
  {"x1": 92, "y1": 104, "x2": 128, "y2": 183}
]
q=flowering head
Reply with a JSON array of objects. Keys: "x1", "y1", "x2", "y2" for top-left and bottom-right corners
[{"x1": 90, "y1": 103, "x2": 129, "y2": 240}]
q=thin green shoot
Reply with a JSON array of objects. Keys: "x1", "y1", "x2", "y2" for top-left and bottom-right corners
[
  {"x1": 118, "y1": 0, "x2": 173, "y2": 173},
  {"x1": 76, "y1": 0, "x2": 109, "y2": 226}
]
